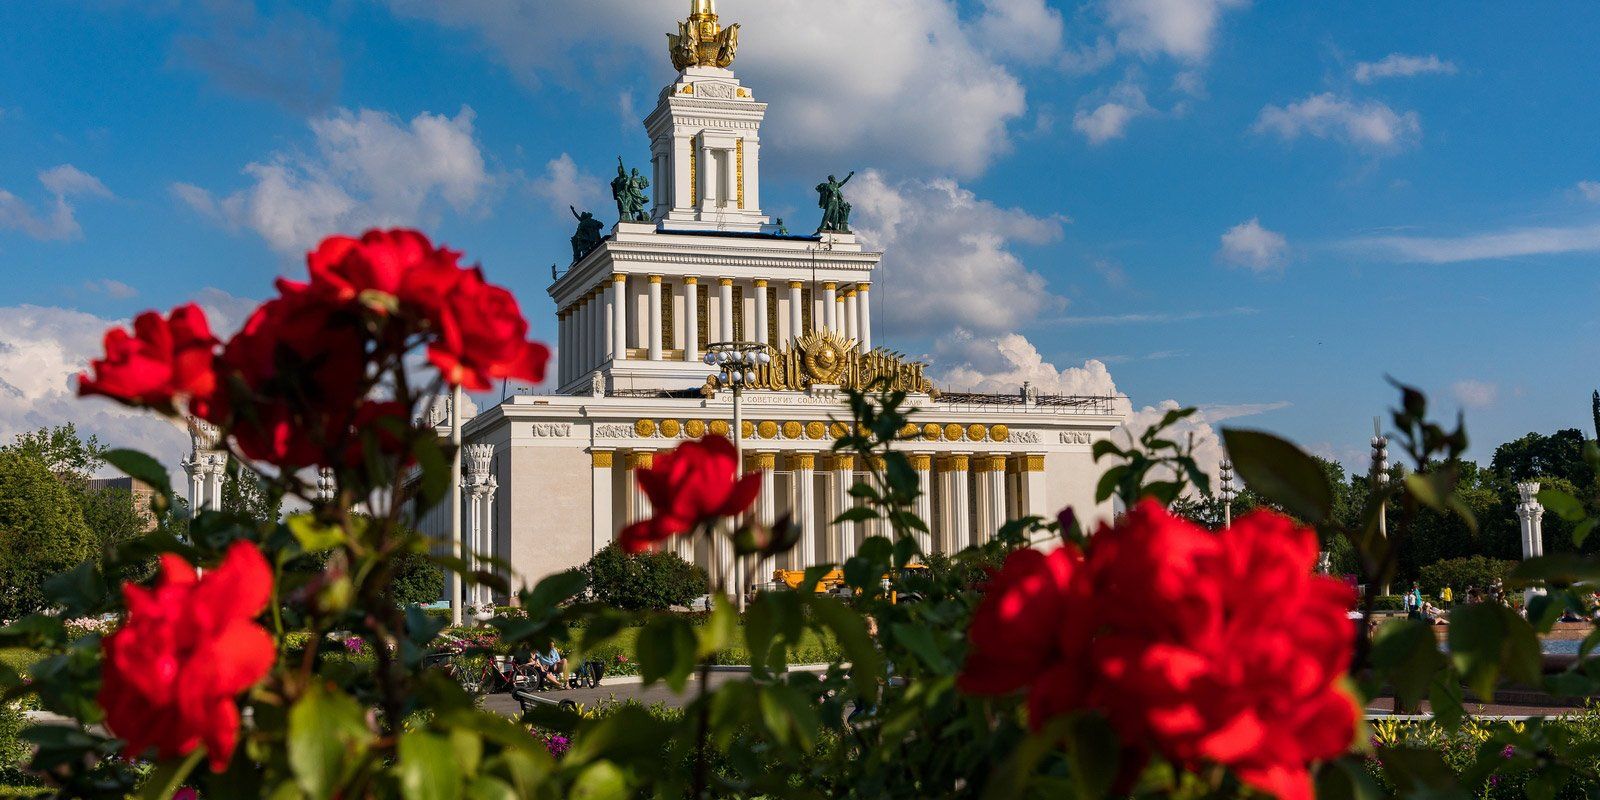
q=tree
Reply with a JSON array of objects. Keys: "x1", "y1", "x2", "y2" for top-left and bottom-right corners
[
  {"x1": 1491, "y1": 429, "x2": 1590, "y2": 489},
  {"x1": 1, "y1": 423, "x2": 104, "y2": 484},
  {"x1": 392, "y1": 552, "x2": 445, "y2": 607},
  {"x1": 0, "y1": 451, "x2": 94, "y2": 619},
  {"x1": 218, "y1": 458, "x2": 283, "y2": 528},
  {"x1": 581, "y1": 544, "x2": 707, "y2": 611},
  {"x1": 1592, "y1": 389, "x2": 1599, "y2": 443}
]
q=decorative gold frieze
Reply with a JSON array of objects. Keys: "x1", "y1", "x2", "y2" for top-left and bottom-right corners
[
  {"x1": 635, "y1": 419, "x2": 657, "y2": 437},
  {"x1": 701, "y1": 328, "x2": 937, "y2": 396},
  {"x1": 741, "y1": 420, "x2": 754, "y2": 438},
  {"x1": 973, "y1": 456, "x2": 1001, "y2": 473},
  {"x1": 829, "y1": 421, "x2": 848, "y2": 439},
  {"x1": 626, "y1": 452, "x2": 654, "y2": 469},
  {"x1": 787, "y1": 453, "x2": 816, "y2": 470},
  {"x1": 937, "y1": 454, "x2": 970, "y2": 472},
  {"x1": 922, "y1": 423, "x2": 941, "y2": 441},
  {"x1": 990, "y1": 424, "x2": 1010, "y2": 442},
  {"x1": 689, "y1": 147, "x2": 698, "y2": 206},
  {"x1": 805, "y1": 421, "x2": 826, "y2": 439},
  {"x1": 782, "y1": 421, "x2": 803, "y2": 439},
  {"x1": 661, "y1": 419, "x2": 682, "y2": 438},
  {"x1": 899, "y1": 423, "x2": 918, "y2": 439},
  {"x1": 686, "y1": 419, "x2": 707, "y2": 438},
  {"x1": 967, "y1": 424, "x2": 988, "y2": 441},
  {"x1": 736, "y1": 139, "x2": 745, "y2": 209},
  {"x1": 943, "y1": 423, "x2": 963, "y2": 441},
  {"x1": 710, "y1": 419, "x2": 730, "y2": 438},
  {"x1": 750, "y1": 452, "x2": 776, "y2": 470},
  {"x1": 591, "y1": 450, "x2": 615, "y2": 468},
  {"x1": 757, "y1": 420, "x2": 779, "y2": 439},
  {"x1": 1021, "y1": 454, "x2": 1046, "y2": 472},
  {"x1": 828, "y1": 454, "x2": 857, "y2": 471},
  {"x1": 910, "y1": 454, "x2": 932, "y2": 471}
]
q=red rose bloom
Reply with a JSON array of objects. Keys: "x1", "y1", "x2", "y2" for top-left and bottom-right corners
[
  {"x1": 428, "y1": 267, "x2": 551, "y2": 391},
  {"x1": 78, "y1": 304, "x2": 219, "y2": 415},
  {"x1": 99, "y1": 542, "x2": 274, "y2": 772},
  {"x1": 959, "y1": 501, "x2": 1357, "y2": 800},
  {"x1": 618, "y1": 435, "x2": 762, "y2": 553},
  {"x1": 305, "y1": 228, "x2": 465, "y2": 318}
]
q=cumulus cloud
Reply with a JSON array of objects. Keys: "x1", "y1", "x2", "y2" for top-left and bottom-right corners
[
  {"x1": 82, "y1": 279, "x2": 139, "y2": 299},
  {"x1": 529, "y1": 154, "x2": 608, "y2": 223},
  {"x1": 0, "y1": 165, "x2": 113, "y2": 241},
  {"x1": 850, "y1": 171, "x2": 1067, "y2": 337},
  {"x1": 1116, "y1": 398, "x2": 1290, "y2": 496},
  {"x1": 1253, "y1": 93, "x2": 1421, "y2": 152},
  {"x1": 175, "y1": 107, "x2": 491, "y2": 255},
  {"x1": 975, "y1": 0, "x2": 1065, "y2": 64},
  {"x1": 1353, "y1": 53, "x2": 1457, "y2": 84},
  {"x1": 1219, "y1": 218, "x2": 1288, "y2": 272},
  {"x1": 380, "y1": 0, "x2": 1027, "y2": 176},
  {"x1": 1101, "y1": 0, "x2": 1249, "y2": 62},
  {"x1": 1073, "y1": 82, "x2": 1154, "y2": 144},
  {"x1": 1451, "y1": 380, "x2": 1497, "y2": 409},
  {"x1": 1352, "y1": 221, "x2": 1600, "y2": 264},
  {"x1": 934, "y1": 330, "x2": 1120, "y2": 397}
]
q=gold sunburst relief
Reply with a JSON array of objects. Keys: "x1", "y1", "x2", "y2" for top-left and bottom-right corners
[{"x1": 701, "y1": 328, "x2": 939, "y2": 396}]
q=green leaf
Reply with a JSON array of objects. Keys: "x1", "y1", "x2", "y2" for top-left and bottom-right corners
[
  {"x1": 807, "y1": 596, "x2": 883, "y2": 697},
  {"x1": 637, "y1": 614, "x2": 696, "y2": 692},
  {"x1": 1315, "y1": 757, "x2": 1384, "y2": 800},
  {"x1": 1538, "y1": 489, "x2": 1588, "y2": 523},
  {"x1": 397, "y1": 730, "x2": 463, "y2": 800},
  {"x1": 890, "y1": 621, "x2": 951, "y2": 672},
  {"x1": 288, "y1": 684, "x2": 374, "y2": 800},
  {"x1": 134, "y1": 748, "x2": 205, "y2": 800},
  {"x1": 413, "y1": 436, "x2": 450, "y2": 511},
  {"x1": 569, "y1": 762, "x2": 627, "y2": 800},
  {"x1": 1094, "y1": 465, "x2": 1127, "y2": 504},
  {"x1": 1091, "y1": 439, "x2": 1124, "y2": 462},
  {"x1": 1449, "y1": 602, "x2": 1542, "y2": 702},
  {"x1": 287, "y1": 513, "x2": 345, "y2": 553},
  {"x1": 1369, "y1": 618, "x2": 1448, "y2": 711},
  {"x1": 522, "y1": 569, "x2": 587, "y2": 618},
  {"x1": 1221, "y1": 429, "x2": 1333, "y2": 524},
  {"x1": 696, "y1": 594, "x2": 738, "y2": 659},
  {"x1": 1508, "y1": 555, "x2": 1600, "y2": 588},
  {"x1": 1575, "y1": 518, "x2": 1598, "y2": 549},
  {"x1": 103, "y1": 448, "x2": 173, "y2": 514},
  {"x1": 832, "y1": 505, "x2": 878, "y2": 524}
]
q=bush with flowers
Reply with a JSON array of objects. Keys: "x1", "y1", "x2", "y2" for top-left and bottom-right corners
[{"x1": 0, "y1": 227, "x2": 1598, "y2": 797}]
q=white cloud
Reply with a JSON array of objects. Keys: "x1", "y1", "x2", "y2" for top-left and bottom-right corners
[
  {"x1": 1198, "y1": 401, "x2": 1291, "y2": 422},
  {"x1": 850, "y1": 171, "x2": 1067, "y2": 337},
  {"x1": 1253, "y1": 93, "x2": 1421, "y2": 152},
  {"x1": 1047, "y1": 307, "x2": 1258, "y2": 326},
  {"x1": 82, "y1": 279, "x2": 139, "y2": 299},
  {"x1": 1219, "y1": 218, "x2": 1288, "y2": 272},
  {"x1": 1451, "y1": 379, "x2": 1498, "y2": 410},
  {"x1": 1354, "y1": 221, "x2": 1600, "y2": 263},
  {"x1": 976, "y1": 0, "x2": 1066, "y2": 64},
  {"x1": 0, "y1": 165, "x2": 113, "y2": 241},
  {"x1": 176, "y1": 107, "x2": 490, "y2": 255},
  {"x1": 379, "y1": 0, "x2": 1027, "y2": 176},
  {"x1": 1577, "y1": 181, "x2": 1600, "y2": 203},
  {"x1": 934, "y1": 330, "x2": 1120, "y2": 397},
  {"x1": 1118, "y1": 398, "x2": 1289, "y2": 496},
  {"x1": 529, "y1": 153, "x2": 607, "y2": 223},
  {"x1": 1073, "y1": 82, "x2": 1154, "y2": 144},
  {"x1": 1101, "y1": 0, "x2": 1249, "y2": 62},
  {"x1": 1353, "y1": 53, "x2": 1457, "y2": 84}
]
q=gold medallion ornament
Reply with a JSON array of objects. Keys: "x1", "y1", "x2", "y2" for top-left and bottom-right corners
[
  {"x1": 661, "y1": 419, "x2": 682, "y2": 438},
  {"x1": 943, "y1": 423, "x2": 964, "y2": 441},
  {"x1": 635, "y1": 419, "x2": 658, "y2": 438},
  {"x1": 899, "y1": 423, "x2": 918, "y2": 439},
  {"x1": 741, "y1": 420, "x2": 754, "y2": 438},
  {"x1": 967, "y1": 424, "x2": 988, "y2": 442},
  {"x1": 829, "y1": 421, "x2": 848, "y2": 439},
  {"x1": 990, "y1": 424, "x2": 1010, "y2": 442},
  {"x1": 922, "y1": 423, "x2": 942, "y2": 441},
  {"x1": 758, "y1": 420, "x2": 779, "y2": 439},
  {"x1": 668, "y1": 0, "x2": 740, "y2": 70},
  {"x1": 701, "y1": 328, "x2": 938, "y2": 397},
  {"x1": 782, "y1": 421, "x2": 803, "y2": 439},
  {"x1": 805, "y1": 421, "x2": 826, "y2": 440},
  {"x1": 686, "y1": 419, "x2": 707, "y2": 438},
  {"x1": 710, "y1": 420, "x2": 731, "y2": 438}
]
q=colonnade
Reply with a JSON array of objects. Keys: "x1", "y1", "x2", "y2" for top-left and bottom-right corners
[
  {"x1": 589, "y1": 448, "x2": 1048, "y2": 574},
  {"x1": 557, "y1": 274, "x2": 873, "y2": 387}
]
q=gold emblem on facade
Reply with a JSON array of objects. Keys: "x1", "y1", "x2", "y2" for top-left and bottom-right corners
[
  {"x1": 990, "y1": 424, "x2": 1009, "y2": 442},
  {"x1": 943, "y1": 423, "x2": 963, "y2": 441},
  {"x1": 710, "y1": 419, "x2": 730, "y2": 438},
  {"x1": 805, "y1": 421, "x2": 826, "y2": 440},
  {"x1": 701, "y1": 328, "x2": 938, "y2": 396},
  {"x1": 635, "y1": 419, "x2": 658, "y2": 437},
  {"x1": 661, "y1": 419, "x2": 682, "y2": 438},
  {"x1": 829, "y1": 421, "x2": 848, "y2": 439},
  {"x1": 686, "y1": 419, "x2": 707, "y2": 438},
  {"x1": 782, "y1": 421, "x2": 802, "y2": 439},
  {"x1": 741, "y1": 420, "x2": 755, "y2": 438},
  {"x1": 967, "y1": 424, "x2": 988, "y2": 441},
  {"x1": 922, "y1": 423, "x2": 941, "y2": 441},
  {"x1": 758, "y1": 420, "x2": 779, "y2": 439}
]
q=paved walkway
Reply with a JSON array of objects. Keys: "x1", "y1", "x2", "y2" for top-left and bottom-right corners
[{"x1": 482, "y1": 671, "x2": 751, "y2": 717}]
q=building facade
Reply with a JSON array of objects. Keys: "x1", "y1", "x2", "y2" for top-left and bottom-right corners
[{"x1": 419, "y1": 0, "x2": 1127, "y2": 602}]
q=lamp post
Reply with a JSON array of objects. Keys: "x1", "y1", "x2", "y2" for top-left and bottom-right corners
[
  {"x1": 1371, "y1": 417, "x2": 1390, "y2": 596},
  {"x1": 1219, "y1": 458, "x2": 1236, "y2": 528},
  {"x1": 704, "y1": 340, "x2": 771, "y2": 613}
]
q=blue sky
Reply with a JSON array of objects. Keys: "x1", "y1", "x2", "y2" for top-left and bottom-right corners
[{"x1": 3, "y1": 0, "x2": 1598, "y2": 474}]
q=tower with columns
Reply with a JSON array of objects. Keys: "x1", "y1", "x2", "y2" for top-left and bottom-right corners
[
  {"x1": 414, "y1": 0, "x2": 1127, "y2": 600},
  {"x1": 181, "y1": 417, "x2": 226, "y2": 514}
]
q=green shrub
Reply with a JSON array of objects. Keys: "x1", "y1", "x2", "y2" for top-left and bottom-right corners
[
  {"x1": 392, "y1": 551, "x2": 445, "y2": 607},
  {"x1": 581, "y1": 545, "x2": 708, "y2": 611},
  {"x1": 0, "y1": 451, "x2": 95, "y2": 619},
  {"x1": 1418, "y1": 556, "x2": 1517, "y2": 597},
  {"x1": 0, "y1": 702, "x2": 30, "y2": 787}
]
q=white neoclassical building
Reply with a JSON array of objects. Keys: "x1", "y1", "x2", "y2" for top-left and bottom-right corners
[{"x1": 415, "y1": 0, "x2": 1127, "y2": 600}]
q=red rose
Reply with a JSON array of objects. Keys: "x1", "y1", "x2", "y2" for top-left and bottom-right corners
[
  {"x1": 78, "y1": 304, "x2": 219, "y2": 415},
  {"x1": 428, "y1": 267, "x2": 550, "y2": 391},
  {"x1": 99, "y1": 542, "x2": 274, "y2": 772},
  {"x1": 306, "y1": 228, "x2": 464, "y2": 316},
  {"x1": 618, "y1": 435, "x2": 762, "y2": 553},
  {"x1": 958, "y1": 501, "x2": 1357, "y2": 800}
]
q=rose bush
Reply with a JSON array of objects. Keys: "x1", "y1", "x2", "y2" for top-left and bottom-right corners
[{"x1": 620, "y1": 434, "x2": 762, "y2": 553}]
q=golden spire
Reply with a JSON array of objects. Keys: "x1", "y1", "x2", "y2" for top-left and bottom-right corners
[{"x1": 669, "y1": 0, "x2": 739, "y2": 71}]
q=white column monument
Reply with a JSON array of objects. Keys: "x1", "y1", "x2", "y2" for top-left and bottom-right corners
[
  {"x1": 790, "y1": 453, "x2": 817, "y2": 567},
  {"x1": 1517, "y1": 482, "x2": 1545, "y2": 560}
]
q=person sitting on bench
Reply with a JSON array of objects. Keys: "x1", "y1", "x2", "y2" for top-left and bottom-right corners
[{"x1": 533, "y1": 645, "x2": 568, "y2": 690}]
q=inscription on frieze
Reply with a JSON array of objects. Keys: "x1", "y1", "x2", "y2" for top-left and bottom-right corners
[
  {"x1": 1059, "y1": 432, "x2": 1093, "y2": 445},
  {"x1": 528, "y1": 423, "x2": 572, "y2": 438},
  {"x1": 594, "y1": 424, "x2": 637, "y2": 439}
]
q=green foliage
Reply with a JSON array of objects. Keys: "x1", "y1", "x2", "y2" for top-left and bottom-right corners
[
  {"x1": 218, "y1": 459, "x2": 283, "y2": 529},
  {"x1": 391, "y1": 550, "x2": 445, "y2": 607},
  {"x1": 1092, "y1": 407, "x2": 1209, "y2": 507},
  {"x1": 0, "y1": 424, "x2": 105, "y2": 485},
  {"x1": 580, "y1": 544, "x2": 708, "y2": 612},
  {"x1": 0, "y1": 702, "x2": 29, "y2": 787},
  {"x1": 1418, "y1": 556, "x2": 1517, "y2": 596},
  {"x1": 0, "y1": 451, "x2": 95, "y2": 620}
]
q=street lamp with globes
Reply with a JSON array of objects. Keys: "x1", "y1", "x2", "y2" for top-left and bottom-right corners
[
  {"x1": 704, "y1": 340, "x2": 771, "y2": 612},
  {"x1": 1219, "y1": 458, "x2": 1236, "y2": 528}
]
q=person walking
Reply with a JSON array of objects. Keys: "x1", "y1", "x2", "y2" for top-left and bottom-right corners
[{"x1": 1440, "y1": 584, "x2": 1453, "y2": 609}]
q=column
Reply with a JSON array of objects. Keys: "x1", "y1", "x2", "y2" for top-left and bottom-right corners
[
  {"x1": 863, "y1": 455, "x2": 887, "y2": 541},
  {"x1": 597, "y1": 290, "x2": 609, "y2": 366},
  {"x1": 788, "y1": 281, "x2": 804, "y2": 339},
  {"x1": 844, "y1": 287, "x2": 859, "y2": 346},
  {"x1": 789, "y1": 453, "x2": 817, "y2": 567},
  {"x1": 718, "y1": 278, "x2": 734, "y2": 342},
  {"x1": 822, "y1": 282, "x2": 837, "y2": 333},
  {"x1": 648, "y1": 275, "x2": 664, "y2": 361},
  {"x1": 946, "y1": 455, "x2": 970, "y2": 550},
  {"x1": 482, "y1": 476, "x2": 497, "y2": 605},
  {"x1": 752, "y1": 453, "x2": 778, "y2": 589},
  {"x1": 1018, "y1": 454, "x2": 1048, "y2": 519},
  {"x1": 857, "y1": 282, "x2": 872, "y2": 352},
  {"x1": 754, "y1": 279, "x2": 769, "y2": 346},
  {"x1": 626, "y1": 451, "x2": 654, "y2": 525},
  {"x1": 205, "y1": 458, "x2": 225, "y2": 511},
  {"x1": 592, "y1": 451, "x2": 615, "y2": 554},
  {"x1": 684, "y1": 277, "x2": 700, "y2": 362},
  {"x1": 829, "y1": 454, "x2": 857, "y2": 562},
  {"x1": 986, "y1": 455, "x2": 1008, "y2": 533},
  {"x1": 911, "y1": 454, "x2": 934, "y2": 557},
  {"x1": 1517, "y1": 482, "x2": 1545, "y2": 560},
  {"x1": 612, "y1": 274, "x2": 629, "y2": 361},
  {"x1": 972, "y1": 455, "x2": 994, "y2": 541}
]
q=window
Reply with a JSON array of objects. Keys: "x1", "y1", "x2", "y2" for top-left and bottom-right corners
[
  {"x1": 697, "y1": 284, "x2": 709, "y2": 346},
  {"x1": 802, "y1": 287, "x2": 813, "y2": 334},
  {"x1": 732, "y1": 285, "x2": 744, "y2": 340},
  {"x1": 661, "y1": 282, "x2": 675, "y2": 350},
  {"x1": 766, "y1": 286, "x2": 779, "y2": 345}
]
